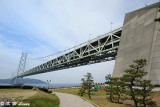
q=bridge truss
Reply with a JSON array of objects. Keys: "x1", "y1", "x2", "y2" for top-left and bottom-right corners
[{"x1": 13, "y1": 27, "x2": 122, "y2": 79}]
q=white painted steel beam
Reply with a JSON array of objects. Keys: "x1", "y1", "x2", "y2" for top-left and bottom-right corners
[{"x1": 13, "y1": 27, "x2": 122, "y2": 79}]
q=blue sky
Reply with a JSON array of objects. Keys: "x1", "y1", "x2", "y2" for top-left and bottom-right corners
[{"x1": 0, "y1": 0, "x2": 158, "y2": 83}]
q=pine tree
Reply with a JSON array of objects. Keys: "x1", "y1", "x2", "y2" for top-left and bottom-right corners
[
  {"x1": 112, "y1": 77, "x2": 125, "y2": 104},
  {"x1": 154, "y1": 6, "x2": 160, "y2": 22},
  {"x1": 138, "y1": 80, "x2": 155, "y2": 107},
  {"x1": 105, "y1": 74, "x2": 113, "y2": 102},
  {"x1": 79, "y1": 72, "x2": 94, "y2": 99},
  {"x1": 120, "y1": 59, "x2": 147, "y2": 107},
  {"x1": 105, "y1": 75, "x2": 125, "y2": 103},
  {"x1": 84, "y1": 72, "x2": 94, "y2": 99},
  {"x1": 78, "y1": 78, "x2": 87, "y2": 96}
]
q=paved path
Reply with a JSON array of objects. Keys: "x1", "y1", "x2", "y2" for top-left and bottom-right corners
[{"x1": 52, "y1": 92, "x2": 95, "y2": 107}]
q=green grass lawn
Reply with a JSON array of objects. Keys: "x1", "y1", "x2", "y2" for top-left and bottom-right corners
[
  {"x1": 20, "y1": 90, "x2": 59, "y2": 107},
  {"x1": 0, "y1": 89, "x2": 59, "y2": 107}
]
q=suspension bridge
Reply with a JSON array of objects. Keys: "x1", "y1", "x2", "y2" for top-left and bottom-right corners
[
  {"x1": 10, "y1": 2, "x2": 160, "y2": 85},
  {"x1": 11, "y1": 27, "x2": 122, "y2": 82}
]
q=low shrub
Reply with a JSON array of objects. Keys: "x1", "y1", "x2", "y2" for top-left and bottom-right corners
[{"x1": 39, "y1": 88, "x2": 52, "y2": 94}]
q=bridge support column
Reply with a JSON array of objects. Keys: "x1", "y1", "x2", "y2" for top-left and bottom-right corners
[
  {"x1": 11, "y1": 52, "x2": 27, "y2": 85},
  {"x1": 113, "y1": 2, "x2": 160, "y2": 84}
]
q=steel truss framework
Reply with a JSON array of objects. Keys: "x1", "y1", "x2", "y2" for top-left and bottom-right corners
[{"x1": 13, "y1": 27, "x2": 122, "y2": 79}]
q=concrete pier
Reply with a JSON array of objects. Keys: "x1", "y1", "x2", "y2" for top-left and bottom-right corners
[{"x1": 113, "y1": 2, "x2": 160, "y2": 84}]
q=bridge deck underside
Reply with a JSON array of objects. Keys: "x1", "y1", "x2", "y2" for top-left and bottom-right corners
[{"x1": 16, "y1": 27, "x2": 122, "y2": 78}]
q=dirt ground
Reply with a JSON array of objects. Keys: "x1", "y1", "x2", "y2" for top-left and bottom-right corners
[{"x1": 0, "y1": 89, "x2": 37, "y2": 101}]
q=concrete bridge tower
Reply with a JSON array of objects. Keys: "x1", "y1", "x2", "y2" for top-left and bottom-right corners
[{"x1": 113, "y1": 2, "x2": 160, "y2": 84}]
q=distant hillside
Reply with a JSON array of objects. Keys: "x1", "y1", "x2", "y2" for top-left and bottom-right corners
[{"x1": 0, "y1": 78, "x2": 47, "y2": 84}]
